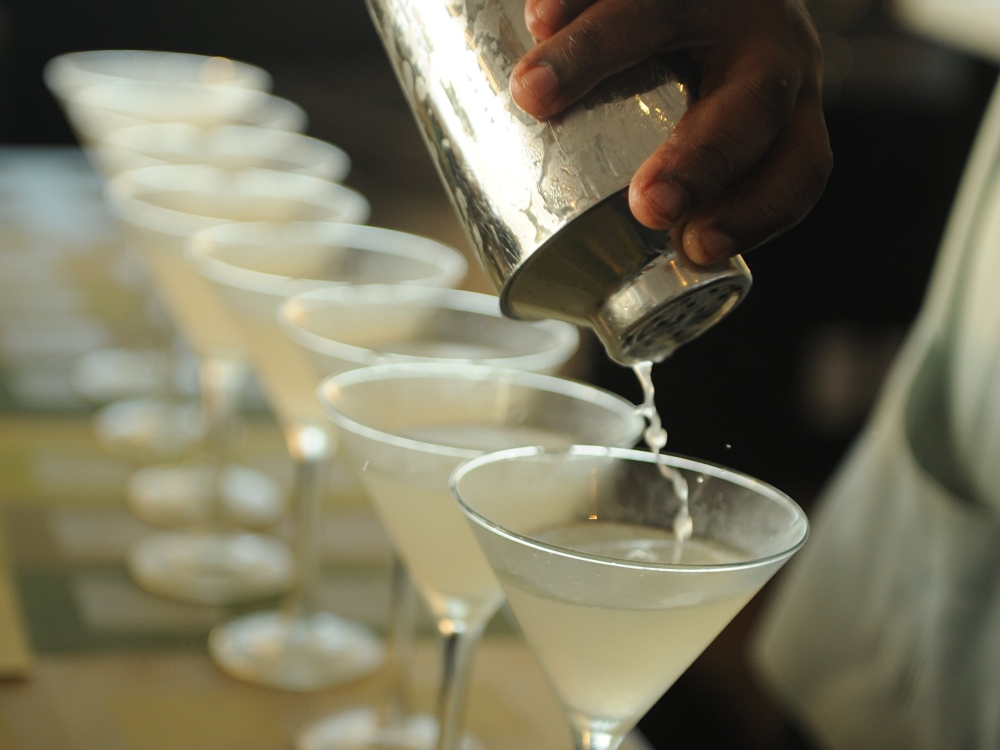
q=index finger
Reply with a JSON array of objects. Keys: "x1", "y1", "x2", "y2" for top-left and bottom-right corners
[{"x1": 511, "y1": 0, "x2": 711, "y2": 119}]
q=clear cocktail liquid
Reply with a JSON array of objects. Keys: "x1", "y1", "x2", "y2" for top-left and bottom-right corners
[{"x1": 632, "y1": 362, "x2": 691, "y2": 562}]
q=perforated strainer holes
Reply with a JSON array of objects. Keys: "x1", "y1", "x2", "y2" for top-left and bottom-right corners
[{"x1": 621, "y1": 280, "x2": 744, "y2": 360}]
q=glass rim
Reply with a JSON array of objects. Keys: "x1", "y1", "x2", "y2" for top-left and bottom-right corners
[
  {"x1": 67, "y1": 79, "x2": 275, "y2": 122},
  {"x1": 187, "y1": 222, "x2": 467, "y2": 298},
  {"x1": 319, "y1": 362, "x2": 643, "y2": 460},
  {"x1": 43, "y1": 51, "x2": 271, "y2": 97},
  {"x1": 282, "y1": 285, "x2": 579, "y2": 372},
  {"x1": 451, "y1": 444, "x2": 810, "y2": 574},
  {"x1": 99, "y1": 123, "x2": 351, "y2": 180},
  {"x1": 68, "y1": 91, "x2": 307, "y2": 142},
  {"x1": 104, "y1": 164, "x2": 370, "y2": 240}
]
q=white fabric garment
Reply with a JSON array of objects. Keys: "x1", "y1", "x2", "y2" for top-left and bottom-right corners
[
  {"x1": 950, "y1": 156, "x2": 1000, "y2": 513},
  {"x1": 753, "y1": 80, "x2": 1000, "y2": 750}
]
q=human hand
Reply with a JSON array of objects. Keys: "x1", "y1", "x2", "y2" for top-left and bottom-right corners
[{"x1": 510, "y1": 0, "x2": 832, "y2": 265}]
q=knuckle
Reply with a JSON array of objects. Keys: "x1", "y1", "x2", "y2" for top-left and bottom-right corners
[
  {"x1": 742, "y1": 188, "x2": 799, "y2": 247},
  {"x1": 742, "y1": 67, "x2": 799, "y2": 134},
  {"x1": 562, "y1": 17, "x2": 606, "y2": 68},
  {"x1": 757, "y1": 164, "x2": 828, "y2": 238},
  {"x1": 752, "y1": 200, "x2": 785, "y2": 238},
  {"x1": 684, "y1": 137, "x2": 743, "y2": 196}
]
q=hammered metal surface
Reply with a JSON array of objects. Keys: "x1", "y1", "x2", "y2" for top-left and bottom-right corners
[
  {"x1": 368, "y1": 0, "x2": 753, "y2": 363},
  {"x1": 366, "y1": 0, "x2": 691, "y2": 286}
]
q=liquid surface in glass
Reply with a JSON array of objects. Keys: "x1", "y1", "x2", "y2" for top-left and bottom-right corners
[{"x1": 501, "y1": 521, "x2": 754, "y2": 726}]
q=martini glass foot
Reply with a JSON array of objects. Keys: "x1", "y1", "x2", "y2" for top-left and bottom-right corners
[
  {"x1": 296, "y1": 708, "x2": 483, "y2": 750},
  {"x1": 127, "y1": 530, "x2": 293, "y2": 605},
  {"x1": 73, "y1": 348, "x2": 175, "y2": 402},
  {"x1": 209, "y1": 611, "x2": 384, "y2": 691},
  {"x1": 94, "y1": 397, "x2": 205, "y2": 460},
  {"x1": 127, "y1": 464, "x2": 285, "y2": 528},
  {"x1": 295, "y1": 704, "x2": 648, "y2": 750}
]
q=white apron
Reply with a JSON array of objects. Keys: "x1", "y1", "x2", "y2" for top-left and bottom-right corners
[{"x1": 753, "y1": 81, "x2": 1000, "y2": 750}]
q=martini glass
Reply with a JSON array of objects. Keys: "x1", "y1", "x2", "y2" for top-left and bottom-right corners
[
  {"x1": 187, "y1": 221, "x2": 467, "y2": 690},
  {"x1": 105, "y1": 164, "x2": 369, "y2": 604},
  {"x1": 319, "y1": 363, "x2": 644, "y2": 750},
  {"x1": 280, "y1": 287, "x2": 581, "y2": 750},
  {"x1": 452, "y1": 447, "x2": 809, "y2": 750}
]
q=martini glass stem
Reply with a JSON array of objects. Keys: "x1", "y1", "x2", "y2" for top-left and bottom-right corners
[
  {"x1": 289, "y1": 456, "x2": 324, "y2": 617},
  {"x1": 283, "y1": 423, "x2": 335, "y2": 620},
  {"x1": 377, "y1": 556, "x2": 419, "y2": 728},
  {"x1": 570, "y1": 723, "x2": 624, "y2": 750},
  {"x1": 198, "y1": 353, "x2": 246, "y2": 529},
  {"x1": 435, "y1": 619, "x2": 485, "y2": 750}
]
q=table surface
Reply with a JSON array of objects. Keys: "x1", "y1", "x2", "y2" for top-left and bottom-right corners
[{"x1": 0, "y1": 146, "x2": 653, "y2": 750}]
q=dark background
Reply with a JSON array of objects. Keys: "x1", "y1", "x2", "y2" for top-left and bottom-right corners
[{"x1": 1, "y1": 0, "x2": 996, "y2": 748}]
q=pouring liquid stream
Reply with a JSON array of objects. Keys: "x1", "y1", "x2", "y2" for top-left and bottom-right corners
[{"x1": 633, "y1": 362, "x2": 691, "y2": 563}]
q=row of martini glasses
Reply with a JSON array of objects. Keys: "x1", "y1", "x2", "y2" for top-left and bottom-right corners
[
  {"x1": 42, "y1": 49, "x2": 604, "y2": 748},
  {"x1": 48, "y1": 51, "x2": 327, "y2": 529},
  {"x1": 44, "y1": 50, "x2": 809, "y2": 750}
]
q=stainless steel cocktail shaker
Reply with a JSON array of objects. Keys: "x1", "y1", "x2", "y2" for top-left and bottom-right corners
[{"x1": 366, "y1": 0, "x2": 752, "y2": 364}]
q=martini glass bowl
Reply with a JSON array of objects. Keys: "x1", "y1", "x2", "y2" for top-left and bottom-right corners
[
  {"x1": 452, "y1": 446, "x2": 809, "y2": 750},
  {"x1": 187, "y1": 221, "x2": 467, "y2": 691},
  {"x1": 105, "y1": 164, "x2": 369, "y2": 604},
  {"x1": 320, "y1": 364, "x2": 644, "y2": 750},
  {"x1": 281, "y1": 285, "x2": 579, "y2": 376}
]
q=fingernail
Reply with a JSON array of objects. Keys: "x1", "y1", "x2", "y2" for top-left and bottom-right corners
[
  {"x1": 694, "y1": 228, "x2": 736, "y2": 264},
  {"x1": 644, "y1": 181, "x2": 688, "y2": 225},
  {"x1": 526, "y1": 2, "x2": 559, "y2": 39},
  {"x1": 516, "y1": 64, "x2": 559, "y2": 109}
]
